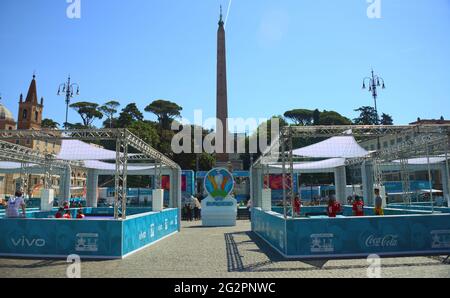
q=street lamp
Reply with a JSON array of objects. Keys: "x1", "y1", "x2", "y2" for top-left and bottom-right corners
[
  {"x1": 362, "y1": 69, "x2": 386, "y2": 124},
  {"x1": 57, "y1": 75, "x2": 80, "y2": 129},
  {"x1": 362, "y1": 69, "x2": 386, "y2": 150}
]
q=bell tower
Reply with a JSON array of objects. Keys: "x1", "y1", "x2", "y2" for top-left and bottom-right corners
[{"x1": 17, "y1": 74, "x2": 44, "y2": 130}]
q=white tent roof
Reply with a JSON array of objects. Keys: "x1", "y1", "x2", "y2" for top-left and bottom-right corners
[
  {"x1": 271, "y1": 158, "x2": 346, "y2": 171},
  {"x1": 392, "y1": 157, "x2": 447, "y2": 165},
  {"x1": 56, "y1": 140, "x2": 120, "y2": 161},
  {"x1": 0, "y1": 160, "x2": 154, "y2": 172},
  {"x1": 293, "y1": 136, "x2": 369, "y2": 158},
  {"x1": 83, "y1": 160, "x2": 155, "y2": 171}
]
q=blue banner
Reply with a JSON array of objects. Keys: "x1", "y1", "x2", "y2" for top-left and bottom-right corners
[
  {"x1": 0, "y1": 208, "x2": 178, "y2": 259},
  {"x1": 253, "y1": 208, "x2": 450, "y2": 258}
]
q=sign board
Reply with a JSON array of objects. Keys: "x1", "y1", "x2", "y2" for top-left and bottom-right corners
[{"x1": 201, "y1": 168, "x2": 237, "y2": 227}]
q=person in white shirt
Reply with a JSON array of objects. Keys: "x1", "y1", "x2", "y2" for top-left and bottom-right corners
[{"x1": 5, "y1": 191, "x2": 26, "y2": 218}]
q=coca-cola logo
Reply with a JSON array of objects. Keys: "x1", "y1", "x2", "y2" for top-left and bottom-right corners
[{"x1": 365, "y1": 234, "x2": 398, "y2": 247}]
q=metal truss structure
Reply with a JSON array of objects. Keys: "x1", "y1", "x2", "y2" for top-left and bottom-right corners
[
  {"x1": 0, "y1": 139, "x2": 77, "y2": 192},
  {"x1": 0, "y1": 128, "x2": 181, "y2": 219},
  {"x1": 252, "y1": 124, "x2": 450, "y2": 217}
]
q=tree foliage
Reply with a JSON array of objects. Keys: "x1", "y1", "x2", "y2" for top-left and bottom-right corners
[
  {"x1": 353, "y1": 106, "x2": 379, "y2": 125},
  {"x1": 317, "y1": 110, "x2": 352, "y2": 125},
  {"x1": 117, "y1": 103, "x2": 144, "y2": 128},
  {"x1": 380, "y1": 113, "x2": 394, "y2": 125},
  {"x1": 145, "y1": 99, "x2": 182, "y2": 130},
  {"x1": 284, "y1": 109, "x2": 314, "y2": 125},
  {"x1": 99, "y1": 100, "x2": 120, "y2": 128},
  {"x1": 41, "y1": 118, "x2": 59, "y2": 129},
  {"x1": 127, "y1": 120, "x2": 160, "y2": 148},
  {"x1": 70, "y1": 101, "x2": 103, "y2": 127}
]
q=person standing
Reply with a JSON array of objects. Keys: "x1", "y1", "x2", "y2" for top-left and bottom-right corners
[
  {"x1": 193, "y1": 196, "x2": 201, "y2": 220},
  {"x1": 374, "y1": 188, "x2": 384, "y2": 216},
  {"x1": 247, "y1": 198, "x2": 252, "y2": 221},
  {"x1": 352, "y1": 196, "x2": 365, "y2": 216},
  {"x1": 185, "y1": 197, "x2": 193, "y2": 222},
  {"x1": 327, "y1": 196, "x2": 341, "y2": 218},
  {"x1": 293, "y1": 195, "x2": 301, "y2": 217},
  {"x1": 4, "y1": 191, "x2": 26, "y2": 218},
  {"x1": 55, "y1": 207, "x2": 64, "y2": 219}
]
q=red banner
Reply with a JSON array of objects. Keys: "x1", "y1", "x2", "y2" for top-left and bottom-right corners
[{"x1": 161, "y1": 175, "x2": 187, "y2": 191}]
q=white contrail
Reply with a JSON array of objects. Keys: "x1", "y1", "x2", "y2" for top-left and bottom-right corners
[{"x1": 224, "y1": 0, "x2": 232, "y2": 28}]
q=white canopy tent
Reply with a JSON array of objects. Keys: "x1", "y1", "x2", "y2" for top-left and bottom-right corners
[
  {"x1": 292, "y1": 136, "x2": 369, "y2": 158},
  {"x1": 392, "y1": 156, "x2": 448, "y2": 165},
  {"x1": 0, "y1": 160, "x2": 156, "y2": 172},
  {"x1": 270, "y1": 158, "x2": 346, "y2": 173},
  {"x1": 0, "y1": 140, "x2": 164, "y2": 208},
  {"x1": 57, "y1": 139, "x2": 123, "y2": 160}
]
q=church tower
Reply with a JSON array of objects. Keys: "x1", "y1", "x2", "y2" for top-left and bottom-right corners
[{"x1": 17, "y1": 74, "x2": 44, "y2": 130}]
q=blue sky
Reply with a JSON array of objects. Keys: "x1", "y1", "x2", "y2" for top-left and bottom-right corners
[{"x1": 0, "y1": 0, "x2": 449, "y2": 130}]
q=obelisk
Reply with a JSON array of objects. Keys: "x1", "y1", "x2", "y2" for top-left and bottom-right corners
[{"x1": 216, "y1": 6, "x2": 229, "y2": 165}]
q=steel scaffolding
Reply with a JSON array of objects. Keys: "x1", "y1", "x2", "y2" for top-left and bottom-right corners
[
  {"x1": 0, "y1": 128, "x2": 181, "y2": 219},
  {"x1": 252, "y1": 124, "x2": 450, "y2": 217}
]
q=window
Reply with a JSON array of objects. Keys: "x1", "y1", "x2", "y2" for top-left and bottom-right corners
[
  {"x1": 22, "y1": 109, "x2": 27, "y2": 119},
  {"x1": 35, "y1": 111, "x2": 39, "y2": 121},
  {"x1": 390, "y1": 140, "x2": 395, "y2": 146},
  {"x1": 383, "y1": 141, "x2": 388, "y2": 148},
  {"x1": 397, "y1": 138, "x2": 403, "y2": 143}
]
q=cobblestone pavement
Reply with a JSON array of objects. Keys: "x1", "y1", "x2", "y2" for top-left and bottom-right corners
[{"x1": 1, "y1": 220, "x2": 449, "y2": 278}]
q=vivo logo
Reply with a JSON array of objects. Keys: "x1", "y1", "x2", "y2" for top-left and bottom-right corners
[
  {"x1": 365, "y1": 235, "x2": 398, "y2": 247},
  {"x1": 11, "y1": 236, "x2": 46, "y2": 248}
]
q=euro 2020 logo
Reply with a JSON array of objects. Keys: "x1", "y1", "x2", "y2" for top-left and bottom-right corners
[{"x1": 204, "y1": 168, "x2": 234, "y2": 201}]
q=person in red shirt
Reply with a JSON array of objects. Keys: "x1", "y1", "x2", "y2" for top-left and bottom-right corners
[
  {"x1": 293, "y1": 195, "x2": 302, "y2": 217},
  {"x1": 63, "y1": 201, "x2": 70, "y2": 210},
  {"x1": 55, "y1": 207, "x2": 64, "y2": 219},
  {"x1": 327, "y1": 197, "x2": 342, "y2": 218},
  {"x1": 352, "y1": 196, "x2": 365, "y2": 216},
  {"x1": 76, "y1": 209, "x2": 85, "y2": 219},
  {"x1": 63, "y1": 210, "x2": 72, "y2": 219}
]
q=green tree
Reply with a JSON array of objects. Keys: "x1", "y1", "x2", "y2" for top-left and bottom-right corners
[
  {"x1": 70, "y1": 101, "x2": 103, "y2": 127},
  {"x1": 65, "y1": 122, "x2": 87, "y2": 129},
  {"x1": 380, "y1": 113, "x2": 394, "y2": 125},
  {"x1": 353, "y1": 106, "x2": 378, "y2": 125},
  {"x1": 284, "y1": 109, "x2": 314, "y2": 125},
  {"x1": 312, "y1": 109, "x2": 321, "y2": 125},
  {"x1": 117, "y1": 103, "x2": 144, "y2": 128},
  {"x1": 99, "y1": 100, "x2": 120, "y2": 128},
  {"x1": 319, "y1": 110, "x2": 352, "y2": 125},
  {"x1": 145, "y1": 99, "x2": 183, "y2": 130},
  {"x1": 127, "y1": 121, "x2": 160, "y2": 148},
  {"x1": 41, "y1": 118, "x2": 59, "y2": 129}
]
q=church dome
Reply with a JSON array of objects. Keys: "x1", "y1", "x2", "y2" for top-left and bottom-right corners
[{"x1": 0, "y1": 103, "x2": 15, "y2": 121}]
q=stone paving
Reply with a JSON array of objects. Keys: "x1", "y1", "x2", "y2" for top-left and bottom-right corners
[{"x1": 0, "y1": 220, "x2": 449, "y2": 278}]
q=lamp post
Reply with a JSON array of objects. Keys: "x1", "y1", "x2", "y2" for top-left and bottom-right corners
[
  {"x1": 57, "y1": 75, "x2": 80, "y2": 129},
  {"x1": 362, "y1": 69, "x2": 386, "y2": 149}
]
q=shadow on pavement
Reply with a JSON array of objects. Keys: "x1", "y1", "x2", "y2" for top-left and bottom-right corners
[{"x1": 224, "y1": 231, "x2": 449, "y2": 273}]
